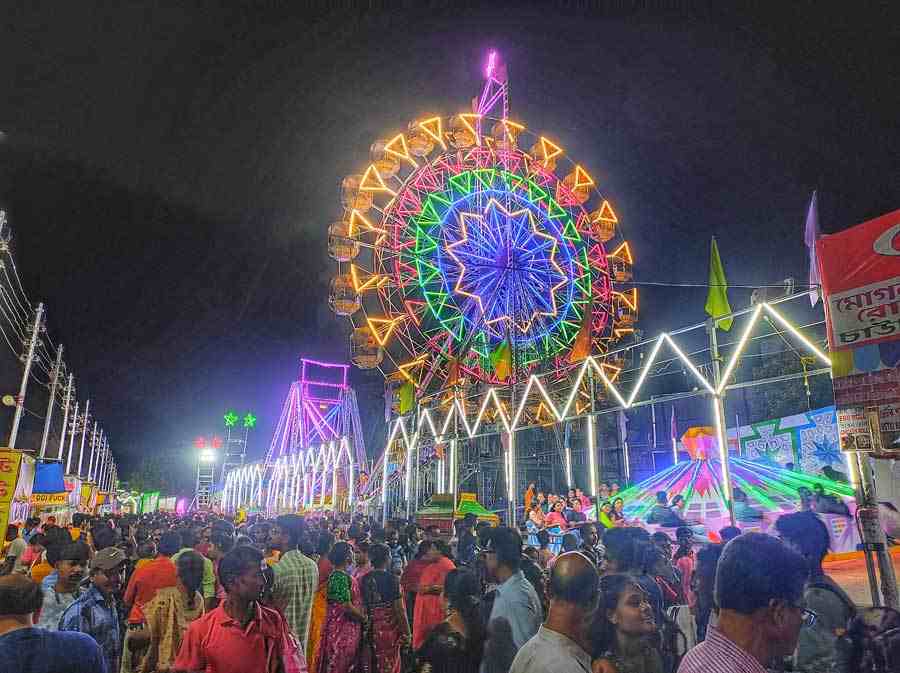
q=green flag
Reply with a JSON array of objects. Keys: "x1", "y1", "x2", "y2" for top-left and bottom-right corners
[
  {"x1": 398, "y1": 381, "x2": 415, "y2": 414},
  {"x1": 705, "y1": 237, "x2": 733, "y2": 331},
  {"x1": 490, "y1": 339, "x2": 512, "y2": 381}
]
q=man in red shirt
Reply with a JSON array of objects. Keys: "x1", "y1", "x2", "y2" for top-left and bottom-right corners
[
  {"x1": 121, "y1": 531, "x2": 181, "y2": 671},
  {"x1": 175, "y1": 545, "x2": 301, "y2": 673}
]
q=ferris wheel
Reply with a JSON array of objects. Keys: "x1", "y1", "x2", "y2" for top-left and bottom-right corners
[{"x1": 328, "y1": 53, "x2": 635, "y2": 394}]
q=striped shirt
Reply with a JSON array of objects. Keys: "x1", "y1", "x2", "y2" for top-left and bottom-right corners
[
  {"x1": 677, "y1": 626, "x2": 767, "y2": 673},
  {"x1": 273, "y1": 549, "x2": 319, "y2": 651}
]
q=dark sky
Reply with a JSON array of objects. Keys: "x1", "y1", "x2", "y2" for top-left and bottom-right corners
[{"x1": 0, "y1": 3, "x2": 897, "y2": 483}]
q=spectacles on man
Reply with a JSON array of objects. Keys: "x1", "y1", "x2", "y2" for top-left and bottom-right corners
[{"x1": 787, "y1": 602, "x2": 817, "y2": 628}]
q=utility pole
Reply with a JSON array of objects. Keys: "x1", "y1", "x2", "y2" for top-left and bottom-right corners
[
  {"x1": 8, "y1": 303, "x2": 44, "y2": 448},
  {"x1": 39, "y1": 345, "x2": 63, "y2": 459},
  {"x1": 77, "y1": 400, "x2": 90, "y2": 477},
  {"x1": 90, "y1": 428, "x2": 103, "y2": 482},
  {"x1": 65, "y1": 401, "x2": 79, "y2": 474},
  {"x1": 56, "y1": 374, "x2": 73, "y2": 461},
  {"x1": 87, "y1": 422, "x2": 98, "y2": 482},
  {"x1": 708, "y1": 319, "x2": 736, "y2": 526}
]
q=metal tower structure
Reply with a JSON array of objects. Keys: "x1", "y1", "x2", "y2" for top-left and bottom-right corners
[
  {"x1": 222, "y1": 358, "x2": 367, "y2": 513},
  {"x1": 220, "y1": 410, "x2": 256, "y2": 482},
  {"x1": 264, "y1": 359, "x2": 366, "y2": 467},
  {"x1": 194, "y1": 441, "x2": 217, "y2": 510}
]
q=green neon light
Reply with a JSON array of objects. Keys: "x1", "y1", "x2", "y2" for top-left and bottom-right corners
[
  {"x1": 224, "y1": 410, "x2": 239, "y2": 427},
  {"x1": 243, "y1": 412, "x2": 257, "y2": 429},
  {"x1": 403, "y1": 166, "x2": 598, "y2": 377}
]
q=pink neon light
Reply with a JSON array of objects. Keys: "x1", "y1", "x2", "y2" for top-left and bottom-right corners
[{"x1": 485, "y1": 50, "x2": 497, "y2": 78}]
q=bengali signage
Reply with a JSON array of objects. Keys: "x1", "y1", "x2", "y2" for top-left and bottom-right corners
[
  {"x1": 827, "y1": 276, "x2": 900, "y2": 348},
  {"x1": 817, "y1": 209, "x2": 900, "y2": 351},
  {"x1": 818, "y1": 209, "x2": 900, "y2": 456},
  {"x1": 0, "y1": 450, "x2": 23, "y2": 534},
  {"x1": 31, "y1": 492, "x2": 68, "y2": 506}
]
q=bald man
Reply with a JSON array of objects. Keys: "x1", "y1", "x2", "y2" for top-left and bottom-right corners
[
  {"x1": 0, "y1": 574, "x2": 108, "y2": 673},
  {"x1": 509, "y1": 551, "x2": 599, "y2": 673}
]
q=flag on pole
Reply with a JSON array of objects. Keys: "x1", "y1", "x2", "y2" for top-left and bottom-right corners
[
  {"x1": 670, "y1": 406, "x2": 679, "y2": 464},
  {"x1": 490, "y1": 339, "x2": 512, "y2": 381},
  {"x1": 705, "y1": 237, "x2": 733, "y2": 331},
  {"x1": 804, "y1": 191, "x2": 820, "y2": 306},
  {"x1": 447, "y1": 357, "x2": 460, "y2": 386},
  {"x1": 398, "y1": 381, "x2": 415, "y2": 415},
  {"x1": 567, "y1": 302, "x2": 593, "y2": 363}
]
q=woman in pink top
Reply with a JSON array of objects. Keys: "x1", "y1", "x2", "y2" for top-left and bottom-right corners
[
  {"x1": 544, "y1": 499, "x2": 568, "y2": 531},
  {"x1": 672, "y1": 527, "x2": 695, "y2": 607}
]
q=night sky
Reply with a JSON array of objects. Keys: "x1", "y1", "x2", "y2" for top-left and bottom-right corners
[{"x1": 0, "y1": 4, "x2": 897, "y2": 488}]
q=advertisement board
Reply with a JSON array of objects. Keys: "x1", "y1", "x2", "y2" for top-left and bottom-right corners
[
  {"x1": 817, "y1": 209, "x2": 900, "y2": 351},
  {"x1": 0, "y1": 450, "x2": 22, "y2": 534},
  {"x1": 817, "y1": 209, "x2": 900, "y2": 456}
]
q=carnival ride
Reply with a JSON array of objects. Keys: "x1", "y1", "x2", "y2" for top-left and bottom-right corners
[
  {"x1": 221, "y1": 359, "x2": 367, "y2": 513},
  {"x1": 617, "y1": 427, "x2": 855, "y2": 530},
  {"x1": 329, "y1": 51, "x2": 642, "y2": 520},
  {"x1": 329, "y1": 51, "x2": 635, "y2": 394}
]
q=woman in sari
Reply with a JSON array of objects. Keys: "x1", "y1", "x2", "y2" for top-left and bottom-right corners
[
  {"x1": 307, "y1": 532, "x2": 335, "y2": 673},
  {"x1": 361, "y1": 543, "x2": 410, "y2": 673},
  {"x1": 400, "y1": 540, "x2": 432, "y2": 628},
  {"x1": 412, "y1": 540, "x2": 455, "y2": 649},
  {"x1": 415, "y1": 568, "x2": 484, "y2": 673},
  {"x1": 138, "y1": 550, "x2": 205, "y2": 673},
  {"x1": 317, "y1": 541, "x2": 367, "y2": 673}
]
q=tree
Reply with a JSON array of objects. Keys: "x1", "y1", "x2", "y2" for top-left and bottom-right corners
[{"x1": 125, "y1": 448, "x2": 195, "y2": 497}]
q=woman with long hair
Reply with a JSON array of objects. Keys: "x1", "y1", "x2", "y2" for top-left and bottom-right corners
[
  {"x1": 317, "y1": 541, "x2": 367, "y2": 673},
  {"x1": 544, "y1": 499, "x2": 569, "y2": 531},
  {"x1": 307, "y1": 532, "x2": 336, "y2": 673},
  {"x1": 601, "y1": 530, "x2": 664, "y2": 629},
  {"x1": 590, "y1": 574, "x2": 664, "y2": 673},
  {"x1": 138, "y1": 550, "x2": 206, "y2": 673},
  {"x1": 361, "y1": 543, "x2": 411, "y2": 673},
  {"x1": 527, "y1": 503, "x2": 546, "y2": 530},
  {"x1": 598, "y1": 502, "x2": 615, "y2": 529},
  {"x1": 401, "y1": 540, "x2": 433, "y2": 628},
  {"x1": 412, "y1": 540, "x2": 455, "y2": 649},
  {"x1": 415, "y1": 568, "x2": 485, "y2": 673},
  {"x1": 671, "y1": 527, "x2": 695, "y2": 609},
  {"x1": 610, "y1": 498, "x2": 626, "y2": 525}
]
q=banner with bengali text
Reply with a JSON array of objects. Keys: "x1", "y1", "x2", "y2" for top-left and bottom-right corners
[
  {"x1": 0, "y1": 450, "x2": 23, "y2": 535},
  {"x1": 818, "y1": 209, "x2": 900, "y2": 455},
  {"x1": 817, "y1": 209, "x2": 900, "y2": 351}
]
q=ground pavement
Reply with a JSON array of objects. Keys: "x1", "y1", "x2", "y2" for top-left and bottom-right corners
[{"x1": 825, "y1": 548, "x2": 900, "y2": 606}]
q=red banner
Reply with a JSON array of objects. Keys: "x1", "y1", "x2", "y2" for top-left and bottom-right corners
[{"x1": 816, "y1": 209, "x2": 900, "y2": 350}]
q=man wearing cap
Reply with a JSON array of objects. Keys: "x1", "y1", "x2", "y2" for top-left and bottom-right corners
[{"x1": 59, "y1": 546, "x2": 126, "y2": 673}]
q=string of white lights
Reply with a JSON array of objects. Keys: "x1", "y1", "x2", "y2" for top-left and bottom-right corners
[{"x1": 378, "y1": 301, "x2": 832, "y2": 508}]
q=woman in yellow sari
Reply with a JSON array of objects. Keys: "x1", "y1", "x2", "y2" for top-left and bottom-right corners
[{"x1": 307, "y1": 533, "x2": 335, "y2": 673}]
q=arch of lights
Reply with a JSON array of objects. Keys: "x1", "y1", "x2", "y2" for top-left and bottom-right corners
[{"x1": 368, "y1": 298, "x2": 837, "y2": 524}]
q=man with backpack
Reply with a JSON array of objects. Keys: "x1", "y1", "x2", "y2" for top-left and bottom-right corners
[{"x1": 775, "y1": 510, "x2": 856, "y2": 672}]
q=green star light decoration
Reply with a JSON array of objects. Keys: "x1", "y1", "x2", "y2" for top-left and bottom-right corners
[
  {"x1": 243, "y1": 412, "x2": 257, "y2": 429},
  {"x1": 224, "y1": 410, "x2": 239, "y2": 427}
]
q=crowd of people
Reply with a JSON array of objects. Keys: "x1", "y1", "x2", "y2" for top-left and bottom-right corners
[{"x1": 0, "y1": 501, "x2": 897, "y2": 673}]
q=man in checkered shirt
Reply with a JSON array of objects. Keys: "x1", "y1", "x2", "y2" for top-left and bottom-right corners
[
  {"x1": 272, "y1": 514, "x2": 319, "y2": 650},
  {"x1": 678, "y1": 533, "x2": 809, "y2": 673}
]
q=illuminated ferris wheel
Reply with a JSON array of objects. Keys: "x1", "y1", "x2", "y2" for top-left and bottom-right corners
[{"x1": 328, "y1": 53, "x2": 635, "y2": 393}]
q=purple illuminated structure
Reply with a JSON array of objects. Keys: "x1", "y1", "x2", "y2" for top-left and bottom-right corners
[
  {"x1": 223, "y1": 357, "x2": 367, "y2": 514},
  {"x1": 265, "y1": 358, "x2": 366, "y2": 467}
]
